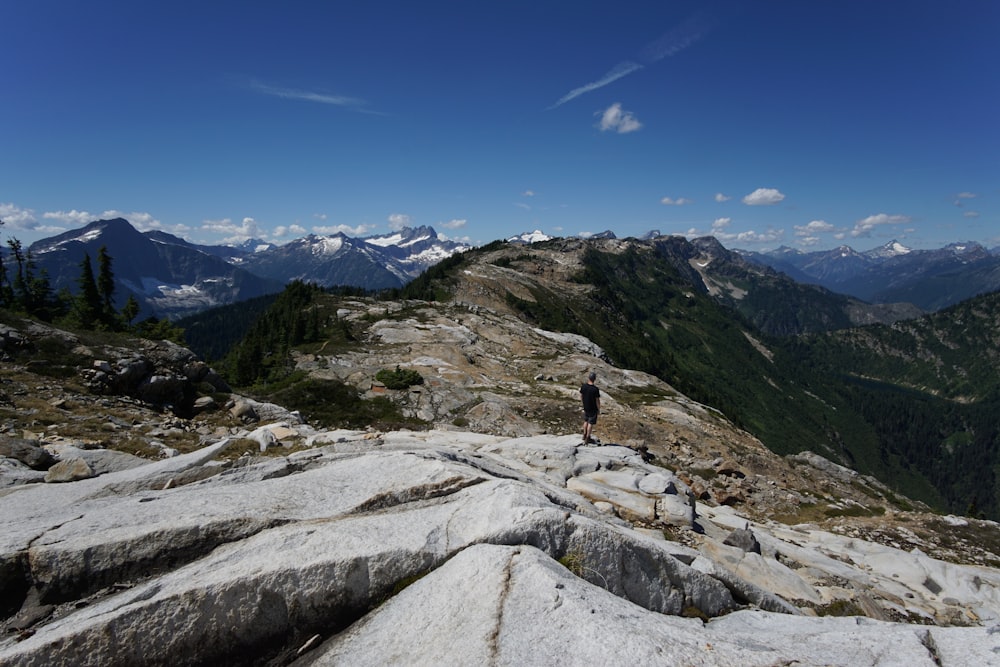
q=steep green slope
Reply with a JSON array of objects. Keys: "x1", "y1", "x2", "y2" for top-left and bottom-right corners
[{"x1": 790, "y1": 291, "x2": 1000, "y2": 518}]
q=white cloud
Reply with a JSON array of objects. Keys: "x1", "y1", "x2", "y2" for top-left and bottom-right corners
[
  {"x1": 964, "y1": 210, "x2": 981, "y2": 218},
  {"x1": 954, "y1": 192, "x2": 977, "y2": 207},
  {"x1": 522, "y1": 190, "x2": 535, "y2": 197},
  {"x1": 514, "y1": 202, "x2": 531, "y2": 210},
  {"x1": 794, "y1": 220, "x2": 835, "y2": 236},
  {"x1": 660, "y1": 196, "x2": 693, "y2": 206},
  {"x1": 714, "y1": 228, "x2": 785, "y2": 245},
  {"x1": 712, "y1": 217, "x2": 731, "y2": 230},
  {"x1": 273, "y1": 224, "x2": 307, "y2": 238},
  {"x1": 714, "y1": 193, "x2": 731, "y2": 202},
  {"x1": 598, "y1": 103, "x2": 642, "y2": 134},
  {"x1": 314, "y1": 223, "x2": 375, "y2": 237},
  {"x1": 388, "y1": 213, "x2": 412, "y2": 230},
  {"x1": 441, "y1": 218, "x2": 467, "y2": 230},
  {"x1": 742, "y1": 188, "x2": 786, "y2": 206},
  {"x1": 313, "y1": 213, "x2": 328, "y2": 221},
  {"x1": 201, "y1": 217, "x2": 265, "y2": 244},
  {"x1": 798, "y1": 236, "x2": 821, "y2": 247},
  {"x1": 43, "y1": 209, "x2": 95, "y2": 225},
  {"x1": 850, "y1": 213, "x2": 911, "y2": 238},
  {"x1": 0, "y1": 203, "x2": 39, "y2": 229}
]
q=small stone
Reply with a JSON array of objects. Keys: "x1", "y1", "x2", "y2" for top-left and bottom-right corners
[
  {"x1": 193, "y1": 396, "x2": 217, "y2": 413},
  {"x1": 723, "y1": 527, "x2": 761, "y2": 554}
]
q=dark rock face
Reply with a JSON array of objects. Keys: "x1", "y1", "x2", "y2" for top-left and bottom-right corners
[{"x1": 0, "y1": 440, "x2": 55, "y2": 471}]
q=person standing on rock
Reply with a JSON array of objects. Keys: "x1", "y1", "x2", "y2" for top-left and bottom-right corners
[{"x1": 580, "y1": 371, "x2": 601, "y2": 445}]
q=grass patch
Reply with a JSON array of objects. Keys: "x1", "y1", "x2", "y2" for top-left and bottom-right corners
[
  {"x1": 558, "y1": 550, "x2": 587, "y2": 578},
  {"x1": 814, "y1": 599, "x2": 866, "y2": 617},
  {"x1": 823, "y1": 504, "x2": 885, "y2": 518},
  {"x1": 621, "y1": 384, "x2": 676, "y2": 406}
]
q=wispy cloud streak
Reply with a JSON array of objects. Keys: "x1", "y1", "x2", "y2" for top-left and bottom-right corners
[
  {"x1": 549, "y1": 12, "x2": 715, "y2": 108},
  {"x1": 549, "y1": 61, "x2": 642, "y2": 109},
  {"x1": 640, "y1": 13, "x2": 714, "y2": 63},
  {"x1": 249, "y1": 80, "x2": 383, "y2": 114}
]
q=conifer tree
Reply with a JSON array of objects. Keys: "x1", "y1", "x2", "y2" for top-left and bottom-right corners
[
  {"x1": 121, "y1": 294, "x2": 140, "y2": 326},
  {"x1": 6, "y1": 238, "x2": 28, "y2": 311},
  {"x1": 0, "y1": 250, "x2": 10, "y2": 308},
  {"x1": 96, "y1": 245, "x2": 116, "y2": 323},
  {"x1": 75, "y1": 252, "x2": 102, "y2": 328}
]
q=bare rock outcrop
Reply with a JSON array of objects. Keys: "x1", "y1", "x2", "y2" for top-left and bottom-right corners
[{"x1": 2, "y1": 429, "x2": 999, "y2": 665}]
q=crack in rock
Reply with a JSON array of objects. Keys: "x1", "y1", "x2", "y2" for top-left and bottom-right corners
[
  {"x1": 919, "y1": 628, "x2": 943, "y2": 667},
  {"x1": 347, "y1": 475, "x2": 487, "y2": 515},
  {"x1": 488, "y1": 546, "x2": 520, "y2": 662}
]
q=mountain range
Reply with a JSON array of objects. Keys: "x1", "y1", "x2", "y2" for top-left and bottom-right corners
[
  {"x1": 18, "y1": 218, "x2": 1000, "y2": 323},
  {"x1": 25, "y1": 218, "x2": 470, "y2": 320},
  {"x1": 741, "y1": 240, "x2": 1000, "y2": 311}
]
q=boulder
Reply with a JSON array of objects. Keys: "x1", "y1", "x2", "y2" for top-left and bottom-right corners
[
  {"x1": 0, "y1": 439, "x2": 55, "y2": 470},
  {"x1": 43, "y1": 458, "x2": 93, "y2": 483}
]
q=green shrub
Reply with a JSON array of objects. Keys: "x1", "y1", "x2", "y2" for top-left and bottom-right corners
[{"x1": 375, "y1": 365, "x2": 424, "y2": 390}]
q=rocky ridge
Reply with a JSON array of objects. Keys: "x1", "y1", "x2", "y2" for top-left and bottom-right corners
[{"x1": 2, "y1": 303, "x2": 1000, "y2": 663}]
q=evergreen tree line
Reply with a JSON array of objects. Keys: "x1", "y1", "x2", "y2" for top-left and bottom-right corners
[
  {"x1": 1, "y1": 223, "x2": 180, "y2": 341},
  {"x1": 219, "y1": 281, "x2": 331, "y2": 387}
]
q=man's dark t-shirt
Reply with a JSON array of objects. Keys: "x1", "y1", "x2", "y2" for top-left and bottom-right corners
[{"x1": 580, "y1": 383, "x2": 600, "y2": 417}]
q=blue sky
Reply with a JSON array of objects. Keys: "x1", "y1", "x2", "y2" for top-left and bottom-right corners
[{"x1": 2, "y1": 0, "x2": 997, "y2": 251}]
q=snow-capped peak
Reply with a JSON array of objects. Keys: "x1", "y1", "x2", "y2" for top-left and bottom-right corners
[
  {"x1": 508, "y1": 230, "x2": 551, "y2": 244},
  {"x1": 864, "y1": 240, "x2": 911, "y2": 259}
]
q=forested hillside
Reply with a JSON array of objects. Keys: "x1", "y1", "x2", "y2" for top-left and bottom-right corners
[{"x1": 788, "y1": 292, "x2": 1000, "y2": 519}]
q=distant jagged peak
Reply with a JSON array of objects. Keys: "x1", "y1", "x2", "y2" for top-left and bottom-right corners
[
  {"x1": 363, "y1": 225, "x2": 440, "y2": 248},
  {"x1": 864, "y1": 239, "x2": 912, "y2": 259},
  {"x1": 507, "y1": 230, "x2": 553, "y2": 244},
  {"x1": 589, "y1": 230, "x2": 617, "y2": 240},
  {"x1": 832, "y1": 244, "x2": 861, "y2": 257},
  {"x1": 231, "y1": 237, "x2": 276, "y2": 254},
  {"x1": 638, "y1": 230, "x2": 662, "y2": 241},
  {"x1": 690, "y1": 235, "x2": 731, "y2": 255},
  {"x1": 942, "y1": 240, "x2": 987, "y2": 255},
  {"x1": 769, "y1": 245, "x2": 804, "y2": 256}
]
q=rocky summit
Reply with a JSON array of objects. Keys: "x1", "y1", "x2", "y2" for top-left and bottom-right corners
[{"x1": 3, "y1": 293, "x2": 1000, "y2": 664}]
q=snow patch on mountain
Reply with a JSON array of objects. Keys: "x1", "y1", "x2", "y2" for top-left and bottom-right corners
[
  {"x1": 311, "y1": 236, "x2": 344, "y2": 256},
  {"x1": 365, "y1": 233, "x2": 404, "y2": 248},
  {"x1": 864, "y1": 240, "x2": 912, "y2": 259},
  {"x1": 402, "y1": 245, "x2": 463, "y2": 266},
  {"x1": 508, "y1": 230, "x2": 551, "y2": 244}
]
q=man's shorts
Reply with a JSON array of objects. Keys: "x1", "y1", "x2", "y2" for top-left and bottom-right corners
[{"x1": 584, "y1": 412, "x2": 598, "y2": 425}]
